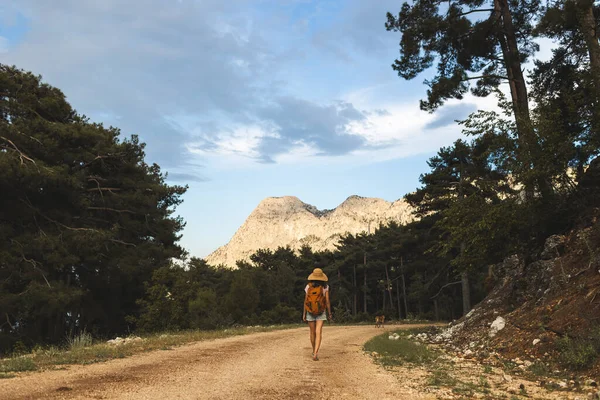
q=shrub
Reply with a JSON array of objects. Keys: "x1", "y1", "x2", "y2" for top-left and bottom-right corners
[
  {"x1": 0, "y1": 357, "x2": 37, "y2": 373},
  {"x1": 67, "y1": 331, "x2": 93, "y2": 350},
  {"x1": 258, "y1": 304, "x2": 298, "y2": 324},
  {"x1": 353, "y1": 312, "x2": 371, "y2": 323},
  {"x1": 333, "y1": 303, "x2": 352, "y2": 323},
  {"x1": 557, "y1": 327, "x2": 600, "y2": 370}
]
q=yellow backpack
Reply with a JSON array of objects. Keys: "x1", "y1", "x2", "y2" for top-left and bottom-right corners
[{"x1": 305, "y1": 283, "x2": 326, "y2": 316}]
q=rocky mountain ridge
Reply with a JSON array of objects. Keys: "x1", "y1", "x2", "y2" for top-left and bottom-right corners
[{"x1": 205, "y1": 195, "x2": 416, "y2": 268}]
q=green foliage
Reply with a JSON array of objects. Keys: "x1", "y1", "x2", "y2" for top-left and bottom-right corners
[
  {"x1": 363, "y1": 330, "x2": 439, "y2": 366},
  {"x1": 333, "y1": 302, "x2": 352, "y2": 323},
  {"x1": 0, "y1": 64, "x2": 186, "y2": 353},
  {"x1": 67, "y1": 331, "x2": 93, "y2": 351},
  {"x1": 0, "y1": 357, "x2": 37, "y2": 373},
  {"x1": 556, "y1": 329, "x2": 600, "y2": 370},
  {"x1": 427, "y1": 369, "x2": 459, "y2": 387},
  {"x1": 527, "y1": 361, "x2": 551, "y2": 377},
  {"x1": 385, "y1": 0, "x2": 540, "y2": 112},
  {"x1": 188, "y1": 288, "x2": 220, "y2": 329},
  {"x1": 259, "y1": 304, "x2": 298, "y2": 324}
]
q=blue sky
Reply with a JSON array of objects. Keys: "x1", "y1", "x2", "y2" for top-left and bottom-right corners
[{"x1": 1, "y1": 0, "x2": 511, "y2": 258}]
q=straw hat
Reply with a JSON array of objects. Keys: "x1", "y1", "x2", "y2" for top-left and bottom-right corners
[{"x1": 308, "y1": 268, "x2": 328, "y2": 281}]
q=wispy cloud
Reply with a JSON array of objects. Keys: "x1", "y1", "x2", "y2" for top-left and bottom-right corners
[{"x1": 2, "y1": 0, "x2": 485, "y2": 175}]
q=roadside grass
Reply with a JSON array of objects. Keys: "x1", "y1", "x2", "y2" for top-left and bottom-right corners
[
  {"x1": 331, "y1": 319, "x2": 434, "y2": 327},
  {"x1": 0, "y1": 324, "x2": 301, "y2": 375},
  {"x1": 365, "y1": 329, "x2": 496, "y2": 397},
  {"x1": 0, "y1": 357, "x2": 37, "y2": 373},
  {"x1": 363, "y1": 328, "x2": 440, "y2": 367},
  {"x1": 427, "y1": 365, "x2": 493, "y2": 397}
]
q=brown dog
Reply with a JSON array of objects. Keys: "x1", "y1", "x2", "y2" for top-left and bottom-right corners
[{"x1": 375, "y1": 315, "x2": 385, "y2": 328}]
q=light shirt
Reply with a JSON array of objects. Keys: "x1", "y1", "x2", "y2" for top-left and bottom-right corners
[{"x1": 305, "y1": 284, "x2": 329, "y2": 294}]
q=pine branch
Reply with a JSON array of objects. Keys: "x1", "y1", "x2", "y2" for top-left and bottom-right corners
[
  {"x1": 5, "y1": 313, "x2": 15, "y2": 330},
  {"x1": 80, "y1": 154, "x2": 125, "y2": 169},
  {"x1": 20, "y1": 197, "x2": 99, "y2": 233},
  {"x1": 10, "y1": 239, "x2": 52, "y2": 289},
  {"x1": 88, "y1": 207, "x2": 136, "y2": 214},
  {"x1": 88, "y1": 178, "x2": 105, "y2": 203},
  {"x1": 86, "y1": 187, "x2": 122, "y2": 192},
  {"x1": 431, "y1": 280, "x2": 462, "y2": 299},
  {"x1": 0, "y1": 136, "x2": 38, "y2": 169},
  {"x1": 109, "y1": 239, "x2": 137, "y2": 247},
  {"x1": 455, "y1": 8, "x2": 495, "y2": 18},
  {"x1": 464, "y1": 74, "x2": 509, "y2": 81}
]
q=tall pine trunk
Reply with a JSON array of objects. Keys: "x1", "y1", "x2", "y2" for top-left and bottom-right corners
[
  {"x1": 577, "y1": 0, "x2": 600, "y2": 95},
  {"x1": 353, "y1": 264, "x2": 357, "y2": 316},
  {"x1": 396, "y1": 278, "x2": 402, "y2": 320},
  {"x1": 363, "y1": 252, "x2": 367, "y2": 314},
  {"x1": 385, "y1": 264, "x2": 394, "y2": 313},
  {"x1": 576, "y1": 0, "x2": 600, "y2": 143},
  {"x1": 401, "y1": 257, "x2": 409, "y2": 318},
  {"x1": 461, "y1": 271, "x2": 471, "y2": 316},
  {"x1": 495, "y1": 0, "x2": 545, "y2": 197}
]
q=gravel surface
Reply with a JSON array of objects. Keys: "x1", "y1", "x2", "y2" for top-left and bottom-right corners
[{"x1": 0, "y1": 325, "x2": 434, "y2": 400}]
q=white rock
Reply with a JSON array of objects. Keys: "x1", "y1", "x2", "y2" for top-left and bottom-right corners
[
  {"x1": 107, "y1": 336, "x2": 143, "y2": 346},
  {"x1": 433, "y1": 321, "x2": 465, "y2": 342},
  {"x1": 533, "y1": 338, "x2": 541, "y2": 345},
  {"x1": 489, "y1": 316, "x2": 506, "y2": 338}
]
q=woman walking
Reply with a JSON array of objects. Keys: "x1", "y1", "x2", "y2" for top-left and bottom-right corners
[{"x1": 302, "y1": 268, "x2": 332, "y2": 361}]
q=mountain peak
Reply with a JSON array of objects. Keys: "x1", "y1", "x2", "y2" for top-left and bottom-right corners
[{"x1": 205, "y1": 195, "x2": 416, "y2": 268}]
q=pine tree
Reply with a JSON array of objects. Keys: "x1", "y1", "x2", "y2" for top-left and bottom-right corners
[
  {"x1": 0, "y1": 65, "x2": 187, "y2": 350},
  {"x1": 406, "y1": 138, "x2": 512, "y2": 315},
  {"x1": 386, "y1": 0, "x2": 545, "y2": 193}
]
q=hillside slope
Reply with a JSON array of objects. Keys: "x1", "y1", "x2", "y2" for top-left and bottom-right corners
[{"x1": 423, "y1": 218, "x2": 600, "y2": 377}]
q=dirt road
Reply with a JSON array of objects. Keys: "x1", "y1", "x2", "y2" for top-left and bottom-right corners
[{"x1": 0, "y1": 325, "x2": 434, "y2": 400}]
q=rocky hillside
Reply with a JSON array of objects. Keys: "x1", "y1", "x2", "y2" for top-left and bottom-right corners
[
  {"x1": 416, "y1": 216, "x2": 600, "y2": 380},
  {"x1": 205, "y1": 195, "x2": 415, "y2": 268}
]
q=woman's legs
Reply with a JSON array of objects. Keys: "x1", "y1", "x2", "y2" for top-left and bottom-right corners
[
  {"x1": 308, "y1": 321, "x2": 316, "y2": 354},
  {"x1": 313, "y1": 319, "x2": 324, "y2": 358}
]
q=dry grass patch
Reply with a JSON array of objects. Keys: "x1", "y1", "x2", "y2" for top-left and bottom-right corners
[{"x1": 0, "y1": 324, "x2": 301, "y2": 375}]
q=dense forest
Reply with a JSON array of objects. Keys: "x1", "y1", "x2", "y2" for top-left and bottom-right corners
[{"x1": 1, "y1": 0, "x2": 599, "y2": 355}]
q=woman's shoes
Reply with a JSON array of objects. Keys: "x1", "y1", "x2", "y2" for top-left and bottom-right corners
[{"x1": 312, "y1": 353, "x2": 319, "y2": 361}]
